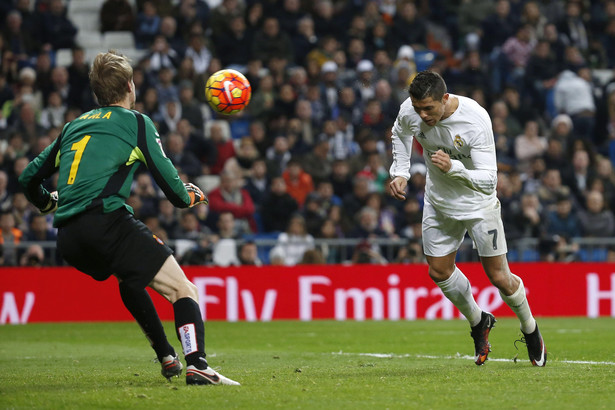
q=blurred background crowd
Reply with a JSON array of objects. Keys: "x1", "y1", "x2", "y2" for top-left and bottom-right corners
[{"x1": 1, "y1": 0, "x2": 615, "y2": 267}]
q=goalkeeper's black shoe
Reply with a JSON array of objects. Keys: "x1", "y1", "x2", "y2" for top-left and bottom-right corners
[
  {"x1": 160, "y1": 354, "x2": 183, "y2": 380},
  {"x1": 470, "y1": 311, "x2": 496, "y2": 366},
  {"x1": 520, "y1": 324, "x2": 547, "y2": 367}
]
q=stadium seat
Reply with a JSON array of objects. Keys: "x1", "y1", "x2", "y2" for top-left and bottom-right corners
[
  {"x1": 72, "y1": 13, "x2": 101, "y2": 34},
  {"x1": 579, "y1": 248, "x2": 608, "y2": 262},
  {"x1": 414, "y1": 50, "x2": 437, "y2": 72},
  {"x1": 55, "y1": 49, "x2": 73, "y2": 67},
  {"x1": 230, "y1": 119, "x2": 250, "y2": 140},
  {"x1": 195, "y1": 175, "x2": 220, "y2": 193},
  {"x1": 521, "y1": 249, "x2": 539, "y2": 262},
  {"x1": 68, "y1": 0, "x2": 101, "y2": 15},
  {"x1": 104, "y1": 32, "x2": 136, "y2": 50},
  {"x1": 76, "y1": 31, "x2": 103, "y2": 49}
]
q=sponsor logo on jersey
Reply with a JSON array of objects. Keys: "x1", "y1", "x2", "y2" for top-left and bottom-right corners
[
  {"x1": 426, "y1": 147, "x2": 471, "y2": 161},
  {"x1": 156, "y1": 138, "x2": 167, "y2": 158},
  {"x1": 416, "y1": 131, "x2": 426, "y2": 140}
]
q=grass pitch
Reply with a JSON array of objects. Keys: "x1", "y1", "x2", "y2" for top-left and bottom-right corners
[{"x1": 1, "y1": 318, "x2": 614, "y2": 409}]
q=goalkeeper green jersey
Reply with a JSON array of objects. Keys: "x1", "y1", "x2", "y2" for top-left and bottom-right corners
[{"x1": 19, "y1": 107, "x2": 191, "y2": 227}]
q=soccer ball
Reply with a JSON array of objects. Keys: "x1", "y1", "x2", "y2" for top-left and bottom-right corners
[{"x1": 205, "y1": 69, "x2": 252, "y2": 115}]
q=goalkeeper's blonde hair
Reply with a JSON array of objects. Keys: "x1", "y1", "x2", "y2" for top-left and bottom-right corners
[{"x1": 89, "y1": 50, "x2": 133, "y2": 106}]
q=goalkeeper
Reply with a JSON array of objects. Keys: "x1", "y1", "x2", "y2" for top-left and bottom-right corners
[{"x1": 19, "y1": 51, "x2": 239, "y2": 386}]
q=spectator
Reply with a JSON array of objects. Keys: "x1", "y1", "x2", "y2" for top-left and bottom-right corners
[
  {"x1": 481, "y1": 0, "x2": 517, "y2": 55},
  {"x1": 11, "y1": 192, "x2": 33, "y2": 233},
  {"x1": 135, "y1": 1, "x2": 160, "y2": 48},
  {"x1": 100, "y1": 0, "x2": 135, "y2": 33},
  {"x1": 265, "y1": 136, "x2": 292, "y2": 179},
  {"x1": 261, "y1": 176, "x2": 299, "y2": 233},
  {"x1": 554, "y1": 68, "x2": 596, "y2": 140},
  {"x1": 391, "y1": 1, "x2": 427, "y2": 50},
  {"x1": 301, "y1": 134, "x2": 332, "y2": 184},
  {"x1": 158, "y1": 199, "x2": 178, "y2": 237},
  {"x1": 282, "y1": 158, "x2": 314, "y2": 208},
  {"x1": 251, "y1": 16, "x2": 294, "y2": 66},
  {"x1": 514, "y1": 120, "x2": 548, "y2": 174},
  {"x1": 39, "y1": 0, "x2": 77, "y2": 50},
  {"x1": 562, "y1": 149, "x2": 596, "y2": 207},
  {"x1": 0, "y1": 171, "x2": 13, "y2": 212},
  {"x1": 212, "y1": 212, "x2": 239, "y2": 267},
  {"x1": 178, "y1": 81, "x2": 204, "y2": 131},
  {"x1": 506, "y1": 192, "x2": 545, "y2": 240},
  {"x1": 0, "y1": 210, "x2": 22, "y2": 266},
  {"x1": 537, "y1": 168, "x2": 566, "y2": 211},
  {"x1": 185, "y1": 34, "x2": 213, "y2": 76},
  {"x1": 2, "y1": 10, "x2": 39, "y2": 58},
  {"x1": 237, "y1": 241, "x2": 262, "y2": 266},
  {"x1": 39, "y1": 91, "x2": 66, "y2": 129},
  {"x1": 214, "y1": 15, "x2": 252, "y2": 67},
  {"x1": 577, "y1": 190, "x2": 615, "y2": 237},
  {"x1": 546, "y1": 192, "x2": 581, "y2": 238},
  {"x1": 292, "y1": 16, "x2": 318, "y2": 67},
  {"x1": 244, "y1": 158, "x2": 269, "y2": 213},
  {"x1": 207, "y1": 170, "x2": 256, "y2": 234},
  {"x1": 275, "y1": 214, "x2": 315, "y2": 266},
  {"x1": 157, "y1": 100, "x2": 182, "y2": 136},
  {"x1": 19, "y1": 243, "x2": 47, "y2": 267},
  {"x1": 206, "y1": 120, "x2": 235, "y2": 175},
  {"x1": 181, "y1": 233, "x2": 214, "y2": 266},
  {"x1": 171, "y1": 210, "x2": 202, "y2": 241},
  {"x1": 299, "y1": 248, "x2": 325, "y2": 264},
  {"x1": 147, "y1": 35, "x2": 180, "y2": 73}
]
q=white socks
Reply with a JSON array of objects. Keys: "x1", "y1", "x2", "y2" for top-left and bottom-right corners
[
  {"x1": 499, "y1": 274, "x2": 536, "y2": 334},
  {"x1": 437, "y1": 267, "x2": 482, "y2": 326}
]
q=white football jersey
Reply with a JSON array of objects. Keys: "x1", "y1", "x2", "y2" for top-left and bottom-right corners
[{"x1": 390, "y1": 94, "x2": 498, "y2": 218}]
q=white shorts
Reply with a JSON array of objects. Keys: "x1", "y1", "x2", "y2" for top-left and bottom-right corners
[{"x1": 422, "y1": 200, "x2": 508, "y2": 258}]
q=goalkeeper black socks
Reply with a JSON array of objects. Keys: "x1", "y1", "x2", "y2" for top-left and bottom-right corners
[
  {"x1": 118, "y1": 282, "x2": 175, "y2": 361},
  {"x1": 173, "y1": 297, "x2": 207, "y2": 368}
]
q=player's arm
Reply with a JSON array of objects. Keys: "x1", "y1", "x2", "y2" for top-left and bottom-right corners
[
  {"x1": 436, "y1": 145, "x2": 497, "y2": 195},
  {"x1": 135, "y1": 113, "x2": 206, "y2": 208},
  {"x1": 389, "y1": 112, "x2": 414, "y2": 200},
  {"x1": 19, "y1": 133, "x2": 61, "y2": 213}
]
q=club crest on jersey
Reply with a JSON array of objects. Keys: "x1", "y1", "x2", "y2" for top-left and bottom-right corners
[{"x1": 454, "y1": 135, "x2": 464, "y2": 148}]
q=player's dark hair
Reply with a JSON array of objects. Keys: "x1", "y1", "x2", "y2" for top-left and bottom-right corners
[
  {"x1": 409, "y1": 71, "x2": 447, "y2": 101},
  {"x1": 89, "y1": 50, "x2": 133, "y2": 106}
]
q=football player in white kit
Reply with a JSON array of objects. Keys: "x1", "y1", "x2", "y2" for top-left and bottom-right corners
[{"x1": 389, "y1": 71, "x2": 547, "y2": 367}]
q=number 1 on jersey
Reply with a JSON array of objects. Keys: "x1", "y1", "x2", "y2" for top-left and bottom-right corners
[{"x1": 67, "y1": 135, "x2": 91, "y2": 185}]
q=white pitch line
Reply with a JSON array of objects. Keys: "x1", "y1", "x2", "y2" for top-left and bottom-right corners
[{"x1": 333, "y1": 352, "x2": 615, "y2": 366}]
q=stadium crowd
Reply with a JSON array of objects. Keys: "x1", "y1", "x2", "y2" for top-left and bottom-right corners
[{"x1": 1, "y1": 0, "x2": 615, "y2": 267}]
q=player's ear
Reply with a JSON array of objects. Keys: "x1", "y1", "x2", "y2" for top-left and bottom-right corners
[{"x1": 442, "y1": 93, "x2": 449, "y2": 104}]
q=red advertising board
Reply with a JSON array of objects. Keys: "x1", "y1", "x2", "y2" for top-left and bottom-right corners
[{"x1": 1, "y1": 263, "x2": 615, "y2": 324}]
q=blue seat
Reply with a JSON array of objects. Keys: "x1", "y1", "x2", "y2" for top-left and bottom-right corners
[
  {"x1": 579, "y1": 248, "x2": 607, "y2": 262},
  {"x1": 521, "y1": 249, "x2": 539, "y2": 262},
  {"x1": 230, "y1": 119, "x2": 250, "y2": 140},
  {"x1": 414, "y1": 50, "x2": 437, "y2": 72}
]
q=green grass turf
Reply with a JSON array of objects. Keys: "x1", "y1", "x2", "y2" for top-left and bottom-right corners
[{"x1": 1, "y1": 318, "x2": 614, "y2": 409}]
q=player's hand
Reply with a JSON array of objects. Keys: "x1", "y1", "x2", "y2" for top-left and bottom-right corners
[
  {"x1": 431, "y1": 150, "x2": 452, "y2": 172},
  {"x1": 185, "y1": 183, "x2": 208, "y2": 207},
  {"x1": 389, "y1": 176, "x2": 408, "y2": 201},
  {"x1": 40, "y1": 191, "x2": 58, "y2": 215}
]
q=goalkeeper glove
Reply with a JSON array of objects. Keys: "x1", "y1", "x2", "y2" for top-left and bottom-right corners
[
  {"x1": 40, "y1": 191, "x2": 58, "y2": 215},
  {"x1": 185, "y1": 183, "x2": 208, "y2": 207}
]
